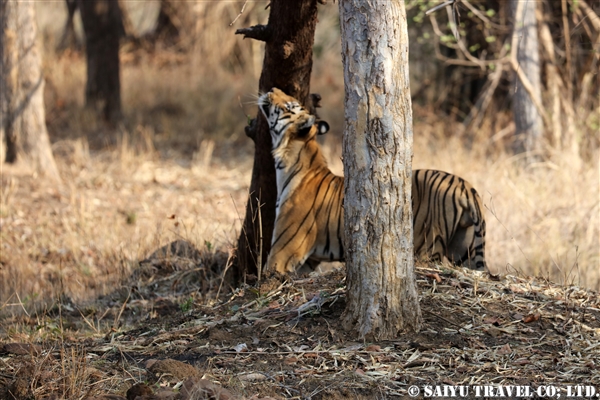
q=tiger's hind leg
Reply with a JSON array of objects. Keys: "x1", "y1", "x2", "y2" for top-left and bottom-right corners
[
  {"x1": 447, "y1": 225, "x2": 486, "y2": 270},
  {"x1": 297, "y1": 258, "x2": 321, "y2": 275},
  {"x1": 464, "y1": 222, "x2": 487, "y2": 270},
  {"x1": 447, "y1": 225, "x2": 476, "y2": 268},
  {"x1": 450, "y1": 192, "x2": 487, "y2": 270},
  {"x1": 266, "y1": 219, "x2": 318, "y2": 278},
  {"x1": 415, "y1": 231, "x2": 447, "y2": 265}
]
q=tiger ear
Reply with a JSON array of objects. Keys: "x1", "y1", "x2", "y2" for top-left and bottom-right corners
[{"x1": 317, "y1": 121, "x2": 330, "y2": 135}]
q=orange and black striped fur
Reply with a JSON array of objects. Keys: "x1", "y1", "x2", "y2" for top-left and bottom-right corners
[
  {"x1": 412, "y1": 169, "x2": 486, "y2": 270},
  {"x1": 259, "y1": 88, "x2": 486, "y2": 276}
]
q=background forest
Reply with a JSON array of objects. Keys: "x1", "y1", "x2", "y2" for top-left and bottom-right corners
[{"x1": 1, "y1": 0, "x2": 599, "y2": 315}]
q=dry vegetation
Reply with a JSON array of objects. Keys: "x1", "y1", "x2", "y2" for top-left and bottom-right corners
[
  {"x1": 2, "y1": 258, "x2": 599, "y2": 398},
  {"x1": 1, "y1": 2, "x2": 599, "y2": 399}
]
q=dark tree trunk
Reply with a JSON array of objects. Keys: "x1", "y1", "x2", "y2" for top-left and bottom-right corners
[
  {"x1": 152, "y1": 0, "x2": 198, "y2": 51},
  {"x1": 57, "y1": 0, "x2": 79, "y2": 52},
  {"x1": 117, "y1": 0, "x2": 135, "y2": 39},
  {"x1": 79, "y1": 0, "x2": 123, "y2": 123},
  {"x1": 234, "y1": 0, "x2": 320, "y2": 282},
  {"x1": 155, "y1": 0, "x2": 193, "y2": 44},
  {"x1": 1, "y1": 0, "x2": 61, "y2": 181}
]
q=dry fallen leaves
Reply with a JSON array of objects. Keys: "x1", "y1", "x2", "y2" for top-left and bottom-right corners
[
  {"x1": 522, "y1": 313, "x2": 541, "y2": 323},
  {"x1": 425, "y1": 272, "x2": 442, "y2": 283}
]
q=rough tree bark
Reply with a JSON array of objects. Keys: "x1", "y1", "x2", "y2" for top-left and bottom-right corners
[
  {"x1": 234, "y1": 0, "x2": 321, "y2": 281},
  {"x1": 0, "y1": 0, "x2": 60, "y2": 180},
  {"x1": 339, "y1": 0, "x2": 421, "y2": 339},
  {"x1": 79, "y1": 0, "x2": 123, "y2": 122},
  {"x1": 511, "y1": 0, "x2": 543, "y2": 158}
]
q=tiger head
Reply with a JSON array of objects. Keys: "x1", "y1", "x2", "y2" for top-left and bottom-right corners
[{"x1": 258, "y1": 88, "x2": 329, "y2": 158}]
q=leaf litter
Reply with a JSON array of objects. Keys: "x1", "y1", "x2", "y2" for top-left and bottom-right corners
[{"x1": 1, "y1": 257, "x2": 599, "y2": 399}]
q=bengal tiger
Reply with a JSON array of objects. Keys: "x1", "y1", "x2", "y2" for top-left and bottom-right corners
[{"x1": 259, "y1": 88, "x2": 487, "y2": 276}]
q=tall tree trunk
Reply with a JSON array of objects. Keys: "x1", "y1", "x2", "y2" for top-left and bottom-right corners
[
  {"x1": 234, "y1": 1, "x2": 320, "y2": 281},
  {"x1": 511, "y1": 0, "x2": 543, "y2": 158},
  {"x1": 154, "y1": 0, "x2": 195, "y2": 47},
  {"x1": 57, "y1": 0, "x2": 79, "y2": 52},
  {"x1": 0, "y1": 0, "x2": 61, "y2": 181},
  {"x1": 79, "y1": 0, "x2": 123, "y2": 123},
  {"x1": 339, "y1": 0, "x2": 421, "y2": 339}
]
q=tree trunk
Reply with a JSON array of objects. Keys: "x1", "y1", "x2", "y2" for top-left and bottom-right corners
[
  {"x1": 339, "y1": 0, "x2": 421, "y2": 339},
  {"x1": 117, "y1": 0, "x2": 135, "y2": 39},
  {"x1": 57, "y1": 0, "x2": 79, "y2": 52},
  {"x1": 234, "y1": 1, "x2": 320, "y2": 281},
  {"x1": 79, "y1": 0, "x2": 123, "y2": 123},
  {"x1": 511, "y1": 0, "x2": 543, "y2": 158},
  {"x1": 0, "y1": 0, "x2": 61, "y2": 181},
  {"x1": 154, "y1": 0, "x2": 195, "y2": 47}
]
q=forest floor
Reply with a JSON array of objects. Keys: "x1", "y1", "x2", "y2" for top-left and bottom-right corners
[{"x1": 2, "y1": 240, "x2": 599, "y2": 399}]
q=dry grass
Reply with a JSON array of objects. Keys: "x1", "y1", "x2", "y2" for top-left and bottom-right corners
[
  {"x1": 1, "y1": 263, "x2": 598, "y2": 398},
  {"x1": 1, "y1": 2, "x2": 598, "y2": 321},
  {"x1": 0, "y1": 139, "x2": 250, "y2": 315}
]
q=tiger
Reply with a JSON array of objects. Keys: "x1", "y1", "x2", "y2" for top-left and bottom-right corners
[{"x1": 259, "y1": 87, "x2": 487, "y2": 277}]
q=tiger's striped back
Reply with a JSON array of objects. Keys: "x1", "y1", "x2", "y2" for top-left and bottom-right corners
[{"x1": 412, "y1": 169, "x2": 486, "y2": 270}]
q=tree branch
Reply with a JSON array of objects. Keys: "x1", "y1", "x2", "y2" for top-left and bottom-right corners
[
  {"x1": 460, "y1": 0, "x2": 508, "y2": 31},
  {"x1": 425, "y1": 0, "x2": 456, "y2": 16},
  {"x1": 429, "y1": 14, "x2": 508, "y2": 68},
  {"x1": 245, "y1": 118, "x2": 258, "y2": 142},
  {"x1": 573, "y1": 0, "x2": 600, "y2": 32},
  {"x1": 235, "y1": 24, "x2": 272, "y2": 42},
  {"x1": 307, "y1": 93, "x2": 322, "y2": 117},
  {"x1": 229, "y1": 0, "x2": 249, "y2": 27},
  {"x1": 464, "y1": 64, "x2": 503, "y2": 130}
]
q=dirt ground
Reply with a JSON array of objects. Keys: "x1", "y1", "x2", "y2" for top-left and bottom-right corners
[{"x1": 1, "y1": 242, "x2": 599, "y2": 399}]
